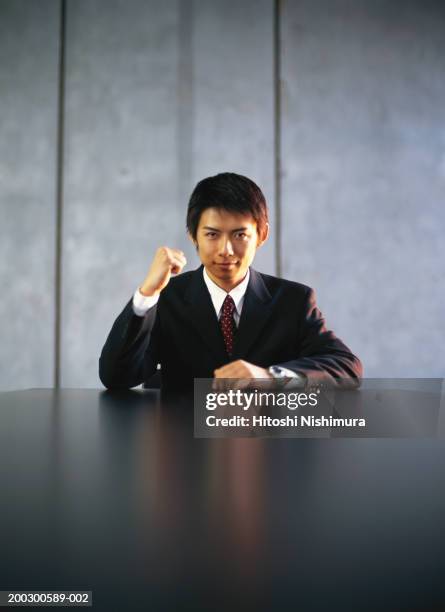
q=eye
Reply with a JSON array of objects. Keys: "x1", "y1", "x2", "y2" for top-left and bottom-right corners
[
  {"x1": 235, "y1": 232, "x2": 248, "y2": 239},
  {"x1": 205, "y1": 231, "x2": 217, "y2": 238}
]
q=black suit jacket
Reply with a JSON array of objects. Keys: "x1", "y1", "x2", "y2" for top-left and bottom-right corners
[{"x1": 99, "y1": 266, "x2": 362, "y2": 390}]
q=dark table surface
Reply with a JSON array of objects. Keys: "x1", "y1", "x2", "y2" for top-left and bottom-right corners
[{"x1": 1, "y1": 388, "x2": 445, "y2": 612}]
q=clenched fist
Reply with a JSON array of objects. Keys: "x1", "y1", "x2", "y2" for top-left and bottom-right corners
[{"x1": 139, "y1": 247, "x2": 187, "y2": 297}]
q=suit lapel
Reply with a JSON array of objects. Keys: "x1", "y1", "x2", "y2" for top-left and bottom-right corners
[
  {"x1": 183, "y1": 267, "x2": 228, "y2": 363},
  {"x1": 232, "y1": 268, "x2": 273, "y2": 359}
]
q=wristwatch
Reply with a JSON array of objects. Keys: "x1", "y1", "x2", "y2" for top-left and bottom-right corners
[
  {"x1": 268, "y1": 365, "x2": 291, "y2": 387},
  {"x1": 268, "y1": 366, "x2": 306, "y2": 389}
]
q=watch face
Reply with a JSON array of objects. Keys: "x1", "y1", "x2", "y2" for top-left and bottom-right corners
[{"x1": 270, "y1": 366, "x2": 285, "y2": 378}]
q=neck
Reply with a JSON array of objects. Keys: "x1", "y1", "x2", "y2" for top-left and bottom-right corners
[{"x1": 205, "y1": 268, "x2": 247, "y2": 293}]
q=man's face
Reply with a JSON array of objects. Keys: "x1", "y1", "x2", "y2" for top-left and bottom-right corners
[{"x1": 192, "y1": 207, "x2": 268, "y2": 291}]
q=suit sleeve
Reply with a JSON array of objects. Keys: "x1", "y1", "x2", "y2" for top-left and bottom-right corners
[
  {"x1": 276, "y1": 288, "x2": 363, "y2": 388},
  {"x1": 99, "y1": 298, "x2": 160, "y2": 389}
]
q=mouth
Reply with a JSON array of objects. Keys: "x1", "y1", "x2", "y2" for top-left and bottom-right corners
[{"x1": 216, "y1": 262, "x2": 237, "y2": 268}]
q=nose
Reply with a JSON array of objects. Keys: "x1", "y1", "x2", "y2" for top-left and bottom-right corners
[{"x1": 220, "y1": 236, "x2": 234, "y2": 257}]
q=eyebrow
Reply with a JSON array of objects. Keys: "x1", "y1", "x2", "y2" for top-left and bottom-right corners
[{"x1": 202, "y1": 226, "x2": 250, "y2": 232}]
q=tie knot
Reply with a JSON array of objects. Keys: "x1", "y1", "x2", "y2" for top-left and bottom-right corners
[{"x1": 222, "y1": 294, "x2": 236, "y2": 316}]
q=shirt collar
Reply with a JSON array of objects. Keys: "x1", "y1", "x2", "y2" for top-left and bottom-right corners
[{"x1": 203, "y1": 266, "x2": 250, "y2": 317}]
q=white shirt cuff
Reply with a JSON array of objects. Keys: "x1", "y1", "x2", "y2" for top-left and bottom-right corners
[{"x1": 132, "y1": 288, "x2": 159, "y2": 316}]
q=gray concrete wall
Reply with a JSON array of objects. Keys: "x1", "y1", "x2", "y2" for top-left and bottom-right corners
[
  {"x1": 281, "y1": 0, "x2": 445, "y2": 377},
  {"x1": 61, "y1": 0, "x2": 275, "y2": 387},
  {"x1": 0, "y1": 0, "x2": 444, "y2": 389},
  {"x1": 61, "y1": 0, "x2": 181, "y2": 387},
  {"x1": 0, "y1": 0, "x2": 59, "y2": 391}
]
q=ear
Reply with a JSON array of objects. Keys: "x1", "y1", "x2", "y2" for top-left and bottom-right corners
[{"x1": 256, "y1": 222, "x2": 269, "y2": 248}]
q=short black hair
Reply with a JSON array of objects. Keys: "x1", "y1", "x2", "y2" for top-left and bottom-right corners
[{"x1": 186, "y1": 172, "x2": 269, "y2": 240}]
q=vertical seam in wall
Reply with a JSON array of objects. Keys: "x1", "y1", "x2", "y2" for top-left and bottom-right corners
[
  {"x1": 273, "y1": 0, "x2": 282, "y2": 277},
  {"x1": 54, "y1": 0, "x2": 67, "y2": 389},
  {"x1": 177, "y1": 0, "x2": 194, "y2": 239}
]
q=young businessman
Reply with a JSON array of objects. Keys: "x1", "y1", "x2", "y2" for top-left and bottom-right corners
[{"x1": 99, "y1": 172, "x2": 362, "y2": 391}]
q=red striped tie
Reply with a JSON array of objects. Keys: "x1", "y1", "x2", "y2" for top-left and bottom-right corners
[{"x1": 219, "y1": 295, "x2": 236, "y2": 357}]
